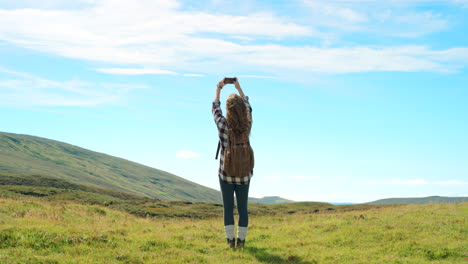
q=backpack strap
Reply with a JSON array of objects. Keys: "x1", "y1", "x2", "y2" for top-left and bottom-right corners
[{"x1": 215, "y1": 141, "x2": 221, "y2": 160}]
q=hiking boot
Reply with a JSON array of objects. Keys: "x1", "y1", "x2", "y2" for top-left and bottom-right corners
[
  {"x1": 236, "y1": 238, "x2": 245, "y2": 248},
  {"x1": 227, "y1": 238, "x2": 235, "y2": 248}
]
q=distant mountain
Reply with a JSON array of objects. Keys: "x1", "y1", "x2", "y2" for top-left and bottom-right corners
[
  {"x1": 249, "y1": 196, "x2": 295, "y2": 204},
  {"x1": 367, "y1": 196, "x2": 468, "y2": 204},
  {"x1": 0, "y1": 132, "x2": 221, "y2": 203}
]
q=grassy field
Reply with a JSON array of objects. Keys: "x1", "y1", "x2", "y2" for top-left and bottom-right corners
[
  {"x1": 0, "y1": 174, "x2": 399, "y2": 219},
  {"x1": 0, "y1": 197, "x2": 466, "y2": 264}
]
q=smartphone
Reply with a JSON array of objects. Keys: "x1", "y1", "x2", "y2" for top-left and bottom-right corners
[{"x1": 224, "y1": 77, "x2": 237, "y2": 84}]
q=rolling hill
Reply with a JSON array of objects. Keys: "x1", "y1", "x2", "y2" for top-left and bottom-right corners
[
  {"x1": 0, "y1": 132, "x2": 221, "y2": 203},
  {"x1": 367, "y1": 196, "x2": 468, "y2": 204},
  {"x1": 249, "y1": 196, "x2": 295, "y2": 204}
]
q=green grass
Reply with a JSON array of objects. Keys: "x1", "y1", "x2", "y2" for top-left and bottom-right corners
[
  {"x1": 0, "y1": 132, "x2": 221, "y2": 203},
  {"x1": 0, "y1": 197, "x2": 466, "y2": 264}
]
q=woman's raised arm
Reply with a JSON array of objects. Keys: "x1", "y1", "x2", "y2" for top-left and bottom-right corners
[
  {"x1": 214, "y1": 79, "x2": 224, "y2": 101},
  {"x1": 234, "y1": 78, "x2": 245, "y2": 97}
]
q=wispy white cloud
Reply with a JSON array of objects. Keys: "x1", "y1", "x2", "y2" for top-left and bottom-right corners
[
  {"x1": 239, "y1": 45, "x2": 468, "y2": 73},
  {"x1": 301, "y1": 0, "x2": 449, "y2": 37},
  {"x1": 0, "y1": 67, "x2": 146, "y2": 107},
  {"x1": 96, "y1": 67, "x2": 205, "y2": 77},
  {"x1": 96, "y1": 68, "x2": 178, "y2": 75},
  {"x1": 379, "y1": 11, "x2": 447, "y2": 37},
  {"x1": 302, "y1": 0, "x2": 368, "y2": 27},
  {"x1": 0, "y1": 0, "x2": 466, "y2": 76},
  {"x1": 176, "y1": 150, "x2": 200, "y2": 159}
]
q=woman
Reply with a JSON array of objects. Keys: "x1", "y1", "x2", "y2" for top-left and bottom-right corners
[{"x1": 212, "y1": 77, "x2": 253, "y2": 249}]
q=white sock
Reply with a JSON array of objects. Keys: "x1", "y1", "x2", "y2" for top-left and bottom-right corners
[
  {"x1": 237, "y1": 226, "x2": 248, "y2": 241},
  {"x1": 224, "y1": 225, "x2": 235, "y2": 240}
]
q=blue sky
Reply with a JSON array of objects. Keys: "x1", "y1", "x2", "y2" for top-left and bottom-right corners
[{"x1": 0, "y1": 0, "x2": 467, "y2": 203}]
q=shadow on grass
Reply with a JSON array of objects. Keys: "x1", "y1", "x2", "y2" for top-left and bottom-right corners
[{"x1": 244, "y1": 246, "x2": 317, "y2": 264}]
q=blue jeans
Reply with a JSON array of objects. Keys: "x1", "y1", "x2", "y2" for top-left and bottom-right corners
[{"x1": 219, "y1": 179, "x2": 250, "y2": 227}]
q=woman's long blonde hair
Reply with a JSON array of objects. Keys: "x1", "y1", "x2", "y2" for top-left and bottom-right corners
[{"x1": 226, "y1": 94, "x2": 251, "y2": 136}]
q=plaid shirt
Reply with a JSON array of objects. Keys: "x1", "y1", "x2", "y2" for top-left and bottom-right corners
[{"x1": 212, "y1": 95, "x2": 253, "y2": 185}]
